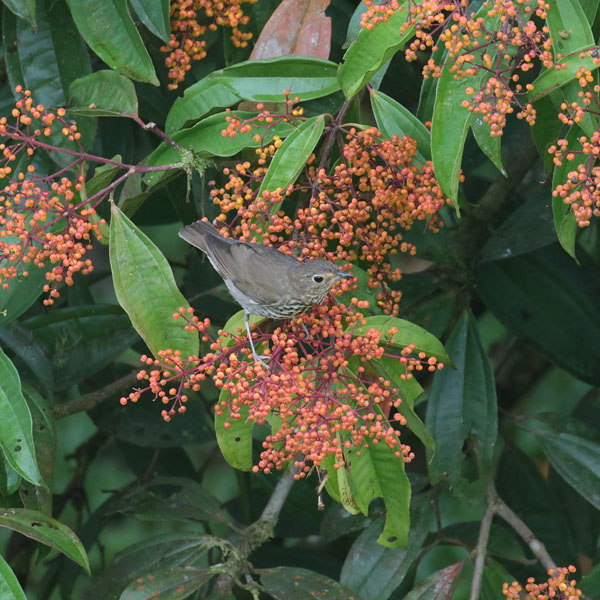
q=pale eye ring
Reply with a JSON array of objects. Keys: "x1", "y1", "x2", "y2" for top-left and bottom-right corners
[{"x1": 312, "y1": 275, "x2": 324, "y2": 283}]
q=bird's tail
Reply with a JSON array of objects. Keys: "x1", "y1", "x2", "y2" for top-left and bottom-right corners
[{"x1": 178, "y1": 220, "x2": 221, "y2": 252}]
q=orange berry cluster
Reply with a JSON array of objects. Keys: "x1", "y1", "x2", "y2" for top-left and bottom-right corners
[
  {"x1": 211, "y1": 126, "x2": 450, "y2": 315},
  {"x1": 162, "y1": 0, "x2": 256, "y2": 90},
  {"x1": 549, "y1": 131, "x2": 600, "y2": 227},
  {"x1": 123, "y1": 305, "x2": 443, "y2": 476},
  {"x1": 0, "y1": 88, "x2": 104, "y2": 304},
  {"x1": 503, "y1": 566, "x2": 582, "y2": 600}
]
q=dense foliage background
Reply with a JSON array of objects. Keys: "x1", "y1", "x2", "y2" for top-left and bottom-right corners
[{"x1": 0, "y1": 0, "x2": 598, "y2": 599}]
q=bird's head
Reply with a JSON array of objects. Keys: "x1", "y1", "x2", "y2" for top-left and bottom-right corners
[{"x1": 296, "y1": 260, "x2": 354, "y2": 302}]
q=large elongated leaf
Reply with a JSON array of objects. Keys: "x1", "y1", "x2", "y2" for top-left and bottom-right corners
[
  {"x1": 403, "y1": 563, "x2": 463, "y2": 600},
  {"x1": 260, "y1": 567, "x2": 359, "y2": 600},
  {"x1": 475, "y1": 244, "x2": 600, "y2": 384},
  {"x1": 0, "y1": 508, "x2": 89, "y2": 573},
  {"x1": 340, "y1": 496, "x2": 432, "y2": 600},
  {"x1": 371, "y1": 89, "x2": 431, "y2": 163},
  {"x1": 0, "y1": 265, "x2": 47, "y2": 326},
  {"x1": 166, "y1": 57, "x2": 339, "y2": 134},
  {"x1": 129, "y1": 0, "x2": 170, "y2": 43},
  {"x1": 109, "y1": 204, "x2": 198, "y2": 359},
  {"x1": 545, "y1": 0, "x2": 597, "y2": 137},
  {"x1": 215, "y1": 389, "x2": 253, "y2": 472},
  {"x1": 531, "y1": 414, "x2": 600, "y2": 509},
  {"x1": 65, "y1": 0, "x2": 158, "y2": 85},
  {"x1": 426, "y1": 312, "x2": 497, "y2": 492},
  {"x1": 68, "y1": 70, "x2": 138, "y2": 117},
  {"x1": 258, "y1": 115, "x2": 326, "y2": 203},
  {"x1": 25, "y1": 305, "x2": 138, "y2": 391},
  {"x1": 118, "y1": 566, "x2": 212, "y2": 600},
  {"x1": 0, "y1": 553, "x2": 26, "y2": 600},
  {"x1": 338, "y1": 4, "x2": 413, "y2": 98},
  {"x1": 2, "y1": 0, "x2": 35, "y2": 27},
  {"x1": 0, "y1": 347, "x2": 42, "y2": 486},
  {"x1": 344, "y1": 441, "x2": 411, "y2": 547},
  {"x1": 3, "y1": 0, "x2": 90, "y2": 107}
]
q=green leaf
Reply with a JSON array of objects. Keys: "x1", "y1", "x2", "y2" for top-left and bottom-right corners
[
  {"x1": 81, "y1": 532, "x2": 214, "y2": 600},
  {"x1": 2, "y1": 0, "x2": 91, "y2": 107},
  {"x1": 68, "y1": 70, "x2": 138, "y2": 117},
  {"x1": 340, "y1": 496, "x2": 432, "y2": 600},
  {"x1": 2, "y1": 0, "x2": 35, "y2": 27},
  {"x1": 215, "y1": 389, "x2": 253, "y2": 471},
  {"x1": 0, "y1": 347, "x2": 43, "y2": 486},
  {"x1": 530, "y1": 414, "x2": 600, "y2": 510},
  {"x1": 545, "y1": 0, "x2": 597, "y2": 137},
  {"x1": 338, "y1": 5, "x2": 413, "y2": 99},
  {"x1": 431, "y1": 59, "x2": 473, "y2": 209},
  {"x1": 471, "y1": 115, "x2": 506, "y2": 176},
  {"x1": 530, "y1": 46, "x2": 600, "y2": 101},
  {"x1": 166, "y1": 57, "x2": 340, "y2": 134},
  {"x1": 129, "y1": 0, "x2": 170, "y2": 43},
  {"x1": 370, "y1": 89, "x2": 431, "y2": 163},
  {"x1": 348, "y1": 315, "x2": 450, "y2": 364},
  {"x1": 0, "y1": 322, "x2": 53, "y2": 396},
  {"x1": 260, "y1": 567, "x2": 359, "y2": 600},
  {"x1": 109, "y1": 203, "x2": 199, "y2": 359},
  {"x1": 426, "y1": 312, "x2": 498, "y2": 491},
  {"x1": 402, "y1": 563, "x2": 463, "y2": 600},
  {"x1": 118, "y1": 566, "x2": 213, "y2": 600},
  {"x1": 475, "y1": 244, "x2": 600, "y2": 385},
  {"x1": 25, "y1": 305, "x2": 138, "y2": 391},
  {"x1": 19, "y1": 386, "x2": 55, "y2": 516},
  {"x1": 344, "y1": 441, "x2": 411, "y2": 547},
  {"x1": 531, "y1": 94, "x2": 564, "y2": 174},
  {"x1": 0, "y1": 265, "x2": 47, "y2": 326},
  {"x1": 0, "y1": 508, "x2": 90, "y2": 573},
  {"x1": 0, "y1": 553, "x2": 26, "y2": 600},
  {"x1": 551, "y1": 126, "x2": 583, "y2": 261},
  {"x1": 65, "y1": 0, "x2": 158, "y2": 85},
  {"x1": 258, "y1": 115, "x2": 326, "y2": 206},
  {"x1": 146, "y1": 111, "x2": 296, "y2": 187}
]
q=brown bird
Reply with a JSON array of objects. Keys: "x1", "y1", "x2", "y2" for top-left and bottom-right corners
[{"x1": 179, "y1": 220, "x2": 353, "y2": 364}]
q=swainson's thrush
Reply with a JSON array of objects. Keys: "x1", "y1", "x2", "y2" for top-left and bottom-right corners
[{"x1": 179, "y1": 220, "x2": 353, "y2": 364}]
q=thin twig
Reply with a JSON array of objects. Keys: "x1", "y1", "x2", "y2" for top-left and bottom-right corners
[
  {"x1": 488, "y1": 484, "x2": 556, "y2": 571},
  {"x1": 469, "y1": 480, "x2": 496, "y2": 600},
  {"x1": 50, "y1": 370, "x2": 140, "y2": 420}
]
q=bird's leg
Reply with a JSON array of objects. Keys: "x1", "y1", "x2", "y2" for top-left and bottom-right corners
[
  {"x1": 244, "y1": 311, "x2": 269, "y2": 368},
  {"x1": 301, "y1": 322, "x2": 311, "y2": 339}
]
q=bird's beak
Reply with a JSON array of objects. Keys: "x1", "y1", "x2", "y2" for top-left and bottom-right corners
[{"x1": 337, "y1": 271, "x2": 354, "y2": 280}]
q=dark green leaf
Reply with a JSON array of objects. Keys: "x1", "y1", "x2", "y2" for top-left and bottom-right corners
[
  {"x1": 426, "y1": 312, "x2": 497, "y2": 492},
  {"x1": 338, "y1": 5, "x2": 413, "y2": 99},
  {"x1": 2, "y1": 0, "x2": 35, "y2": 27},
  {"x1": 109, "y1": 203, "x2": 198, "y2": 358},
  {"x1": 260, "y1": 566, "x2": 359, "y2": 600},
  {"x1": 118, "y1": 566, "x2": 213, "y2": 599},
  {"x1": 0, "y1": 553, "x2": 26, "y2": 600},
  {"x1": 0, "y1": 508, "x2": 89, "y2": 573},
  {"x1": 68, "y1": 70, "x2": 138, "y2": 117},
  {"x1": 0, "y1": 265, "x2": 47, "y2": 326},
  {"x1": 0, "y1": 347, "x2": 42, "y2": 486},
  {"x1": 402, "y1": 563, "x2": 462, "y2": 600},
  {"x1": 19, "y1": 385, "x2": 55, "y2": 515},
  {"x1": 471, "y1": 115, "x2": 506, "y2": 176},
  {"x1": 65, "y1": 0, "x2": 158, "y2": 85},
  {"x1": 0, "y1": 322, "x2": 53, "y2": 396},
  {"x1": 340, "y1": 496, "x2": 432, "y2": 600},
  {"x1": 475, "y1": 244, "x2": 600, "y2": 384},
  {"x1": 530, "y1": 414, "x2": 600, "y2": 509},
  {"x1": 370, "y1": 89, "x2": 431, "y2": 163},
  {"x1": 129, "y1": 0, "x2": 170, "y2": 43},
  {"x1": 25, "y1": 305, "x2": 139, "y2": 391},
  {"x1": 3, "y1": 0, "x2": 91, "y2": 107}
]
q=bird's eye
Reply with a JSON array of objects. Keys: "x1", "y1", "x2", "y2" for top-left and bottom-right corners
[{"x1": 312, "y1": 275, "x2": 324, "y2": 283}]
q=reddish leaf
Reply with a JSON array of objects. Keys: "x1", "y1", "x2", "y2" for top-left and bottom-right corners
[{"x1": 250, "y1": 0, "x2": 331, "y2": 60}]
